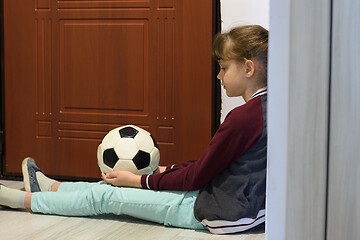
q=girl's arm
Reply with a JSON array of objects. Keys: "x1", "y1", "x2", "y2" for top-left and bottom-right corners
[
  {"x1": 102, "y1": 98, "x2": 264, "y2": 190},
  {"x1": 154, "y1": 166, "x2": 166, "y2": 174},
  {"x1": 141, "y1": 98, "x2": 264, "y2": 191}
]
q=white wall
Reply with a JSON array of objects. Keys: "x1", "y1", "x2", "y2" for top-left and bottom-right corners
[
  {"x1": 327, "y1": 0, "x2": 360, "y2": 238},
  {"x1": 265, "y1": 1, "x2": 289, "y2": 238},
  {"x1": 220, "y1": 0, "x2": 269, "y2": 122}
]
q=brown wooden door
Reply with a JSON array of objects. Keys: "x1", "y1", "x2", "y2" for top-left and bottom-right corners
[{"x1": 3, "y1": 0, "x2": 213, "y2": 179}]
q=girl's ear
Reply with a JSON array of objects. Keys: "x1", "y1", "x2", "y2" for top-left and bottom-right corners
[{"x1": 244, "y1": 60, "x2": 255, "y2": 78}]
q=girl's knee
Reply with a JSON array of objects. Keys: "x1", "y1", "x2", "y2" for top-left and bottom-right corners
[{"x1": 86, "y1": 184, "x2": 119, "y2": 215}]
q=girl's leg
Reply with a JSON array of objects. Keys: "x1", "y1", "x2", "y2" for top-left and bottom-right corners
[
  {"x1": 56, "y1": 181, "x2": 109, "y2": 192},
  {"x1": 31, "y1": 184, "x2": 206, "y2": 230},
  {"x1": 25, "y1": 192, "x2": 32, "y2": 209}
]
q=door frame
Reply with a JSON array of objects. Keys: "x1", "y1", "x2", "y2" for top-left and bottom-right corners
[
  {"x1": 212, "y1": 0, "x2": 221, "y2": 135},
  {"x1": 0, "y1": 0, "x2": 6, "y2": 179},
  {"x1": 0, "y1": 0, "x2": 221, "y2": 180}
]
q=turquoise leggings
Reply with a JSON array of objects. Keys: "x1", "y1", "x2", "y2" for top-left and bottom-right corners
[{"x1": 31, "y1": 181, "x2": 206, "y2": 230}]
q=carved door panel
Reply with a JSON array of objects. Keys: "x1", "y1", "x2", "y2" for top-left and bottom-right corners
[{"x1": 3, "y1": 0, "x2": 213, "y2": 179}]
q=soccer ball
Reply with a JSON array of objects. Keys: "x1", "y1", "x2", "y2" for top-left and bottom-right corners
[{"x1": 97, "y1": 125, "x2": 160, "y2": 175}]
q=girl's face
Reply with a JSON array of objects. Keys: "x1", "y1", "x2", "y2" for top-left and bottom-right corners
[{"x1": 217, "y1": 59, "x2": 248, "y2": 98}]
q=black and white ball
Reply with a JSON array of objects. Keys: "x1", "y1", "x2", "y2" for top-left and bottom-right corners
[{"x1": 97, "y1": 125, "x2": 160, "y2": 175}]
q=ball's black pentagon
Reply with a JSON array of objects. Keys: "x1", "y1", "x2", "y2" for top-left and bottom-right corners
[
  {"x1": 150, "y1": 135, "x2": 159, "y2": 149},
  {"x1": 103, "y1": 148, "x2": 119, "y2": 168},
  {"x1": 132, "y1": 150, "x2": 150, "y2": 170},
  {"x1": 119, "y1": 126, "x2": 139, "y2": 138}
]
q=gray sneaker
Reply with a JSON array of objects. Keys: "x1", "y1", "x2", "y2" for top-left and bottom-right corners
[{"x1": 22, "y1": 157, "x2": 42, "y2": 192}]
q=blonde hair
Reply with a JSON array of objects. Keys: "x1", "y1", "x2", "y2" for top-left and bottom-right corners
[{"x1": 213, "y1": 25, "x2": 268, "y2": 85}]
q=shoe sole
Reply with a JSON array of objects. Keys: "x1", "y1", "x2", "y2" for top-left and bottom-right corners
[{"x1": 22, "y1": 157, "x2": 32, "y2": 192}]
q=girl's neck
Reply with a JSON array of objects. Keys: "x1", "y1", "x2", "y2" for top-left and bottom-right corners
[{"x1": 244, "y1": 86, "x2": 267, "y2": 102}]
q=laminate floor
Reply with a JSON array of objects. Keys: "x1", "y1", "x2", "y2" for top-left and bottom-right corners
[{"x1": 0, "y1": 180, "x2": 265, "y2": 240}]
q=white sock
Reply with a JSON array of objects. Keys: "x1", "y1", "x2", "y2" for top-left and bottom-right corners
[
  {"x1": 0, "y1": 185, "x2": 27, "y2": 209},
  {"x1": 35, "y1": 172, "x2": 56, "y2": 192}
]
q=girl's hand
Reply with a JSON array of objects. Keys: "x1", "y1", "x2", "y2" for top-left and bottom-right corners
[{"x1": 101, "y1": 170, "x2": 142, "y2": 188}]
